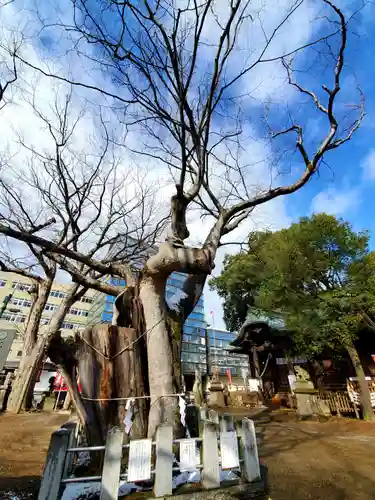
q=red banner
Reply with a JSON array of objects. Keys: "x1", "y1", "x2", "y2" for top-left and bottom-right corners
[
  {"x1": 53, "y1": 372, "x2": 82, "y2": 393},
  {"x1": 226, "y1": 368, "x2": 232, "y2": 385}
]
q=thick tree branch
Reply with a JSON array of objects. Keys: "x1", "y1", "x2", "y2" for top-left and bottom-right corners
[
  {"x1": 0, "y1": 259, "x2": 43, "y2": 283},
  {"x1": 0, "y1": 223, "x2": 132, "y2": 281}
]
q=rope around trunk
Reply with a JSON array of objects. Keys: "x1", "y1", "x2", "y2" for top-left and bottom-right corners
[
  {"x1": 80, "y1": 317, "x2": 164, "y2": 361},
  {"x1": 80, "y1": 393, "x2": 184, "y2": 402}
]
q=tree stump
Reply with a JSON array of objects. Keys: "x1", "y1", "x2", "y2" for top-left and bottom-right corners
[{"x1": 78, "y1": 324, "x2": 149, "y2": 445}]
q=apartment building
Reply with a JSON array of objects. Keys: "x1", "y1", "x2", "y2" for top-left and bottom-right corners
[{"x1": 0, "y1": 271, "x2": 95, "y2": 370}]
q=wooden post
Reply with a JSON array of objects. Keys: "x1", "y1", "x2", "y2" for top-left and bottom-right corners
[
  {"x1": 62, "y1": 422, "x2": 78, "y2": 479},
  {"x1": 208, "y1": 409, "x2": 219, "y2": 425},
  {"x1": 100, "y1": 427, "x2": 123, "y2": 500},
  {"x1": 220, "y1": 414, "x2": 235, "y2": 433},
  {"x1": 0, "y1": 372, "x2": 12, "y2": 411},
  {"x1": 202, "y1": 422, "x2": 220, "y2": 489},
  {"x1": 154, "y1": 424, "x2": 173, "y2": 497},
  {"x1": 38, "y1": 429, "x2": 70, "y2": 500},
  {"x1": 241, "y1": 418, "x2": 261, "y2": 482},
  {"x1": 63, "y1": 390, "x2": 72, "y2": 411}
]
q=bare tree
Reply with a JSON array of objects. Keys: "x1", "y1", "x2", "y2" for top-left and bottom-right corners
[
  {"x1": 0, "y1": 87, "x2": 166, "y2": 414},
  {"x1": 1, "y1": 0, "x2": 365, "y2": 436}
]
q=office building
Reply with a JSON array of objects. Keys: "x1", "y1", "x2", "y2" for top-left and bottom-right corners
[
  {"x1": 91, "y1": 273, "x2": 207, "y2": 378},
  {"x1": 87, "y1": 272, "x2": 250, "y2": 386},
  {"x1": 206, "y1": 328, "x2": 249, "y2": 377},
  {"x1": 0, "y1": 271, "x2": 95, "y2": 371}
]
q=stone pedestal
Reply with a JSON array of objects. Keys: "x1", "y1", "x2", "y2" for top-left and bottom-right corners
[
  {"x1": 209, "y1": 390, "x2": 225, "y2": 407},
  {"x1": 294, "y1": 381, "x2": 318, "y2": 417}
]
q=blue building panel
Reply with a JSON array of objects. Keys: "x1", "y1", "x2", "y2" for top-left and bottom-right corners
[{"x1": 97, "y1": 272, "x2": 248, "y2": 379}]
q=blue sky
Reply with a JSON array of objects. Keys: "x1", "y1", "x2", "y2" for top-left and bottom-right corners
[{"x1": 1, "y1": 0, "x2": 375, "y2": 331}]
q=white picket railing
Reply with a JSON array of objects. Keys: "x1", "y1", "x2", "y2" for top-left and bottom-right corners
[{"x1": 38, "y1": 414, "x2": 261, "y2": 500}]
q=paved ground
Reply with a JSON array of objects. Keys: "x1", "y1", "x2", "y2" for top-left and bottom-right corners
[{"x1": 0, "y1": 410, "x2": 375, "y2": 499}]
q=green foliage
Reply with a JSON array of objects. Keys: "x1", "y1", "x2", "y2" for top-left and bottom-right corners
[{"x1": 210, "y1": 213, "x2": 375, "y2": 355}]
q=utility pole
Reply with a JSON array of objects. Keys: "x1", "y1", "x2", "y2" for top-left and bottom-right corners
[
  {"x1": 205, "y1": 327, "x2": 212, "y2": 378},
  {"x1": 0, "y1": 293, "x2": 13, "y2": 319}
]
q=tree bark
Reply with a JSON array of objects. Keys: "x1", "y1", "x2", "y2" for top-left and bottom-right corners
[
  {"x1": 7, "y1": 281, "x2": 53, "y2": 412},
  {"x1": 346, "y1": 341, "x2": 374, "y2": 421},
  {"x1": 139, "y1": 274, "x2": 179, "y2": 438},
  {"x1": 77, "y1": 324, "x2": 149, "y2": 445},
  {"x1": 7, "y1": 284, "x2": 80, "y2": 413}
]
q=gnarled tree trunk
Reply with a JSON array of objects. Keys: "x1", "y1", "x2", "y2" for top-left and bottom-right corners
[
  {"x1": 77, "y1": 323, "x2": 149, "y2": 444},
  {"x1": 7, "y1": 284, "x2": 80, "y2": 413},
  {"x1": 7, "y1": 280, "x2": 52, "y2": 412},
  {"x1": 139, "y1": 275, "x2": 180, "y2": 437},
  {"x1": 346, "y1": 341, "x2": 374, "y2": 420}
]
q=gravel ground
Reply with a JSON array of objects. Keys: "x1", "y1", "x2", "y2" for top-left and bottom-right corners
[
  {"x1": 257, "y1": 412, "x2": 375, "y2": 500},
  {"x1": 1, "y1": 410, "x2": 375, "y2": 499}
]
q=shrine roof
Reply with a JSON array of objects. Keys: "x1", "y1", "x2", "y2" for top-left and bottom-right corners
[{"x1": 230, "y1": 308, "x2": 287, "y2": 348}]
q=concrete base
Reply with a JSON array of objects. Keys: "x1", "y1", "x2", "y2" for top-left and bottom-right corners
[
  {"x1": 209, "y1": 391, "x2": 225, "y2": 407},
  {"x1": 296, "y1": 393, "x2": 315, "y2": 417},
  {"x1": 147, "y1": 480, "x2": 266, "y2": 500}
]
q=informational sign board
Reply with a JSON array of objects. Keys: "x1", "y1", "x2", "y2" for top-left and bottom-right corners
[
  {"x1": 248, "y1": 378, "x2": 261, "y2": 392},
  {"x1": 276, "y1": 357, "x2": 307, "y2": 365},
  {"x1": 0, "y1": 328, "x2": 16, "y2": 372},
  {"x1": 180, "y1": 439, "x2": 198, "y2": 471},
  {"x1": 220, "y1": 431, "x2": 240, "y2": 469},
  {"x1": 127, "y1": 439, "x2": 152, "y2": 482}
]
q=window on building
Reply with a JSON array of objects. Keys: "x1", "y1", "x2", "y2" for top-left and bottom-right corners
[
  {"x1": 3, "y1": 313, "x2": 26, "y2": 323},
  {"x1": 45, "y1": 304, "x2": 57, "y2": 312},
  {"x1": 69, "y1": 308, "x2": 89, "y2": 317},
  {"x1": 40, "y1": 318, "x2": 50, "y2": 325},
  {"x1": 17, "y1": 350, "x2": 22, "y2": 357},
  {"x1": 105, "y1": 302, "x2": 113, "y2": 312},
  {"x1": 80, "y1": 296, "x2": 94, "y2": 304},
  {"x1": 101, "y1": 312, "x2": 113, "y2": 323},
  {"x1": 61, "y1": 321, "x2": 80, "y2": 330},
  {"x1": 110, "y1": 277, "x2": 126, "y2": 286},
  {"x1": 186, "y1": 319, "x2": 205, "y2": 328},
  {"x1": 10, "y1": 298, "x2": 32, "y2": 307},
  {"x1": 50, "y1": 290, "x2": 66, "y2": 299},
  {"x1": 12, "y1": 281, "x2": 33, "y2": 291},
  {"x1": 0, "y1": 279, "x2": 7, "y2": 287}
]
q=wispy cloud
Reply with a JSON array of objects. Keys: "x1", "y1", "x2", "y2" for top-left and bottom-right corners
[
  {"x1": 361, "y1": 149, "x2": 375, "y2": 181},
  {"x1": 310, "y1": 187, "x2": 359, "y2": 216}
]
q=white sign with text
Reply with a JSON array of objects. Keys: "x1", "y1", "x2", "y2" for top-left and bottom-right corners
[
  {"x1": 127, "y1": 439, "x2": 152, "y2": 482},
  {"x1": 220, "y1": 431, "x2": 240, "y2": 469},
  {"x1": 180, "y1": 439, "x2": 198, "y2": 471}
]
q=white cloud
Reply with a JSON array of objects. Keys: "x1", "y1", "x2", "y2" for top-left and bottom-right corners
[
  {"x1": 310, "y1": 187, "x2": 359, "y2": 217},
  {"x1": 361, "y1": 149, "x2": 375, "y2": 181},
  {"x1": 0, "y1": 0, "x2": 362, "y2": 333}
]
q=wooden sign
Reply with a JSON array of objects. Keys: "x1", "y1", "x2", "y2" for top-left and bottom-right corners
[
  {"x1": 127, "y1": 439, "x2": 152, "y2": 482},
  {"x1": 180, "y1": 439, "x2": 197, "y2": 471},
  {"x1": 220, "y1": 431, "x2": 239, "y2": 469}
]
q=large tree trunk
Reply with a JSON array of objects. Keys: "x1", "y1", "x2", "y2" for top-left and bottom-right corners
[
  {"x1": 7, "y1": 335, "x2": 48, "y2": 413},
  {"x1": 7, "y1": 281, "x2": 52, "y2": 412},
  {"x1": 346, "y1": 341, "x2": 374, "y2": 421},
  {"x1": 139, "y1": 275, "x2": 181, "y2": 438},
  {"x1": 7, "y1": 285, "x2": 80, "y2": 413},
  {"x1": 77, "y1": 324, "x2": 149, "y2": 445}
]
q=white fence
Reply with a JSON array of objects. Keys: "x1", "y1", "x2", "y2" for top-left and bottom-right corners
[{"x1": 38, "y1": 416, "x2": 261, "y2": 500}]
